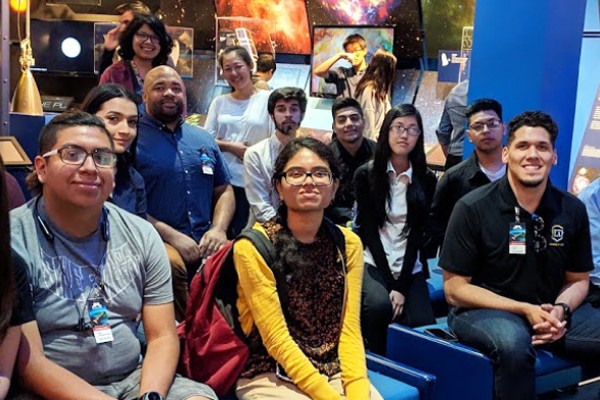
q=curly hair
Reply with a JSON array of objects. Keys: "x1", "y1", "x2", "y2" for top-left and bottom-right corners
[
  {"x1": 507, "y1": 110, "x2": 558, "y2": 147},
  {"x1": 270, "y1": 137, "x2": 341, "y2": 278},
  {"x1": 118, "y1": 13, "x2": 173, "y2": 66}
]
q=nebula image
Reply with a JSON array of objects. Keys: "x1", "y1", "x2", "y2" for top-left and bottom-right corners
[
  {"x1": 215, "y1": 0, "x2": 311, "y2": 54},
  {"x1": 315, "y1": 0, "x2": 403, "y2": 24}
]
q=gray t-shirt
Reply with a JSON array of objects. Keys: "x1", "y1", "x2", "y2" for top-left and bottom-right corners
[{"x1": 10, "y1": 198, "x2": 172, "y2": 385}]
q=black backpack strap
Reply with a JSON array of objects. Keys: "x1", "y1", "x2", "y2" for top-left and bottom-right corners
[{"x1": 322, "y1": 217, "x2": 346, "y2": 264}]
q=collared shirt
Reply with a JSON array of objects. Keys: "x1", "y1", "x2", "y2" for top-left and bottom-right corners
[
  {"x1": 428, "y1": 152, "x2": 497, "y2": 250},
  {"x1": 578, "y1": 178, "x2": 600, "y2": 285},
  {"x1": 136, "y1": 114, "x2": 231, "y2": 241},
  {"x1": 324, "y1": 66, "x2": 364, "y2": 98},
  {"x1": 440, "y1": 175, "x2": 593, "y2": 304},
  {"x1": 109, "y1": 162, "x2": 147, "y2": 218},
  {"x1": 326, "y1": 137, "x2": 375, "y2": 225},
  {"x1": 243, "y1": 134, "x2": 284, "y2": 225},
  {"x1": 435, "y1": 80, "x2": 468, "y2": 157},
  {"x1": 364, "y1": 162, "x2": 422, "y2": 278}
]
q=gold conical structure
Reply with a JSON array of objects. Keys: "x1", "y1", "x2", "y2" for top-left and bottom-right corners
[{"x1": 10, "y1": 0, "x2": 43, "y2": 116}]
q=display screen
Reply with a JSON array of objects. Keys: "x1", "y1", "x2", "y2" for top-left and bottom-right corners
[
  {"x1": 215, "y1": 0, "x2": 311, "y2": 55},
  {"x1": 306, "y1": 0, "x2": 422, "y2": 58},
  {"x1": 310, "y1": 25, "x2": 394, "y2": 98},
  {"x1": 30, "y1": 20, "x2": 95, "y2": 75}
]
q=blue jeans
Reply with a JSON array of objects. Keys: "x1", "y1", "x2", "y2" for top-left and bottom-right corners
[{"x1": 448, "y1": 302, "x2": 600, "y2": 400}]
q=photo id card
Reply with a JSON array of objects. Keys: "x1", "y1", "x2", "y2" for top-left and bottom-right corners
[
  {"x1": 509, "y1": 223, "x2": 526, "y2": 255},
  {"x1": 88, "y1": 298, "x2": 113, "y2": 344}
]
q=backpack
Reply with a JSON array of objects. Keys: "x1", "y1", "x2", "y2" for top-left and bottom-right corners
[{"x1": 177, "y1": 222, "x2": 346, "y2": 396}]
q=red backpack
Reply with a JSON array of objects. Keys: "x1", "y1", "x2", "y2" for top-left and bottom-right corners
[{"x1": 177, "y1": 229, "x2": 275, "y2": 396}]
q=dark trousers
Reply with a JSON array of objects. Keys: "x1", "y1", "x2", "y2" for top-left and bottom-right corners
[
  {"x1": 448, "y1": 303, "x2": 600, "y2": 400},
  {"x1": 228, "y1": 185, "x2": 250, "y2": 239},
  {"x1": 361, "y1": 264, "x2": 436, "y2": 355}
]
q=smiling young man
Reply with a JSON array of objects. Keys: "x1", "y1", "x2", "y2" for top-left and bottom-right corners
[
  {"x1": 440, "y1": 111, "x2": 600, "y2": 400},
  {"x1": 10, "y1": 111, "x2": 216, "y2": 400},
  {"x1": 428, "y1": 98, "x2": 507, "y2": 251},
  {"x1": 326, "y1": 97, "x2": 375, "y2": 225},
  {"x1": 243, "y1": 87, "x2": 307, "y2": 225}
]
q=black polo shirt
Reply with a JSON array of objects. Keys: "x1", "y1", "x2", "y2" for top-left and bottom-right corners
[
  {"x1": 326, "y1": 137, "x2": 376, "y2": 224},
  {"x1": 440, "y1": 175, "x2": 593, "y2": 304},
  {"x1": 428, "y1": 152, "x2": 492, "y2": 250}
]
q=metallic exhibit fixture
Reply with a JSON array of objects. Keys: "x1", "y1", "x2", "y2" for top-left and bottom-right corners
[{"x1": 11, "y1": 0, "x2": 43, "y2": 115}]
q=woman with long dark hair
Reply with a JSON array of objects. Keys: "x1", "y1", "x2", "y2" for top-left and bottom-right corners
[
  {"x1": 0, "y1": 155, "x2": 34, "y2": 398},
  {"x1": 354, "y1": 104, "x2": 436, "y2": 355},
  {"x1": 205, "y1": 45, "x2": 274, "y2": 237},
  {"x1": 99, "y1": 13, "x2": 173, "y2": 99},
  {"x1": 80, "y1": 83, "x2": 147, "y2": 218},
  {"x1": 354, "y1": 49, "x2": 397, "y2": 140},
  {"x1": 233, "y1": 137, "x2": 381, "y2": 399}
]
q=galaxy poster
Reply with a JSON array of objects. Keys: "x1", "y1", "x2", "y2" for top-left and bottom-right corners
[
  {"x1": 214, "y1": 0, "x2": 311, "y2": 55},
  {"x1": 307, "y1": 0, "x2": 422, "y2": 58},
  {"x1": 311, "y1": 25, "x2": 394, "y2": 98}
]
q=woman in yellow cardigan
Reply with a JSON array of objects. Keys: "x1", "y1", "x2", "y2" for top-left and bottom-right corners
[{"x1": 233, "y1": 137, "x2": 382, "y2": 399}]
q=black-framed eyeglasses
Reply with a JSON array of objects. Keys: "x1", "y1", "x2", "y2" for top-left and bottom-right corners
[
  {"x1": 532, "y1": 213, "x2": 547, "y2": 253},
  {"x1": 468, "y1": 118, "x2": 502, "y2": 133},
  {"x1": 389, "y1": 125, "x2": 421, "y2": 137},
  {"x1": 42, "y1": 145, "x2": 117, "y2": 169},
  {"x1": 135, "y1": 32, "x2": 160, "y2": 44},
  {"x1": 281, "y1": 168, "x2": 333, "y2": 186}
]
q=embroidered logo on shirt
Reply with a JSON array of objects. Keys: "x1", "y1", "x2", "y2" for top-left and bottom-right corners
[{"x1": 550, "y1": 225, "x2": 564, "y2": 245}]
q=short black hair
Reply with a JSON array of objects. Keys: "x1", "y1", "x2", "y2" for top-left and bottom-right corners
[
  {"x1": 256, "y1": 53, "x2": 276, "y2": 73},
  {"x1": 342, "y1": 34, "x2": 366, "y2": 51},
  {"x1": 331, "y1": 97, "x2": 363, "y2": 119},
  {"x1": 267, "y1": 87, "x2": 307, "y2": 116},
  {"x1": 507, "y1": 111, "x2": 558, "y2": 147},
  {"x1": 118, "y1": 13, "x2": 173, "y2": 66},
  {"x1": 465, "y1": 98, "x2": 503, "y2": 123}
]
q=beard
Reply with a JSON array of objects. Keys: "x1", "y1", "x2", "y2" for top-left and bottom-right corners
[
  {"x1": 148, "y1": 100, "x2": 183, "y2": 124},
  {"x1": 276, "y1": 120, "x2": 298, "y2": 136}
]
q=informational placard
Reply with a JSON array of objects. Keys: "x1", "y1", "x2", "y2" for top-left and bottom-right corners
[
  {"x1": 437, "y1": 50, "x2": 470, "y2": 83},
  {"x1": 569, "y1": 83, "x2": 600, "y2": 194}
]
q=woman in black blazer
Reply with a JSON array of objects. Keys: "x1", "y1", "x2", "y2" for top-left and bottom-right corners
[{"x1": 354, "y1": 104, "x2": 437, "y2": 355}]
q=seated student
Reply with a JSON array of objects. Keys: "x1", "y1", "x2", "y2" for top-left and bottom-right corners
[
  {"x1": 11, "y1": 111, "x2": 216, "y2": 400},
  {"x1": 233, "y1": 137, "x2": 382, "y2": 400},
  {"x1": 326, "y1": 97, "x2": 375, "y2": 225},
  {"x1": 80, "y1": 83, "x2": 146, "y2": 218},
  {"x1": 0, "y1": 155, "x2": 34, "y2": 399},
  {"x1": 355, "y1": 105, "x2": 437, "y2": 355}
]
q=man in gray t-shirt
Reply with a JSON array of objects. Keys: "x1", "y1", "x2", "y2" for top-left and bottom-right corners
[{"x1": 10, "y1": 111, "x2": 215, "y2": 400}]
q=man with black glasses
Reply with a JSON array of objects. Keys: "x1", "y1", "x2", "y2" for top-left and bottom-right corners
[
  {"x1": 10, "y1": 111, "x2": 216, "y2": 400},
  {"x1": 428, "y1": 98, "x2": 506, "y2": 251},
  {"x1": 440, "y1": 111, "x2": 600, "y2": 400}
]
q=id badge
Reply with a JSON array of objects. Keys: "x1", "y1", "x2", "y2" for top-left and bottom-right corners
[
  {"x1": 88, "y1": 297, "x2": 114, "y2": 344},
  {"x1": 202, "y1": 164, "x2": 214, "y2": 175},
  {"x1": 509, "y1": 223, "x2": 526, "y2": 255}
]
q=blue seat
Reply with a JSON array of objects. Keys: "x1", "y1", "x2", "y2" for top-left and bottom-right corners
[
  {"x1": 425, "y1": 259, "x2": 448, "y2": 317},
  {"x1": 221, "y1": 353, "x2": 436, "y2": 400},
  {"x1": 386, "y1": 322, "x2": 581, "y2": 400}
]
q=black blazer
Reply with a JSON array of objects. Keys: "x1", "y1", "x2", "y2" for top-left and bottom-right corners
[{"x1": 354, "y1": 160, "x2": 437, "y2": 295}]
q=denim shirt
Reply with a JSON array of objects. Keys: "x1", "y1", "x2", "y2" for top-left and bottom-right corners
[{"x1": 136, "y1": 114, "x2": 231, "y2": 241}]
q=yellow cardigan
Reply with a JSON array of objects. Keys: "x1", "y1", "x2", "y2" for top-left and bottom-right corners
[{"x1": 233, "y1": 224, "x2": 370, "y2": 400}]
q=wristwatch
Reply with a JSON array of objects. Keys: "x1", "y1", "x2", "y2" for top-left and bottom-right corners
[
  {"x1": 554, "y1": 302, "x2": 571, "y2": 326},
  {"x1": 138, "y1": 392, "x2": 164, "y2": 400}
]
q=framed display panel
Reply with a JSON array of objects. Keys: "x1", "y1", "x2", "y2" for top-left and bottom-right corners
[
  {"x1": 93, "y1": 23, "x2": 194, "y2": 78},
  {"x1": 31, "y1": 20, "x2": 96, "y2": 75},
  {"x1": 310, "y1": 25, "x2": 394, "y2": 98},
  {"x1": 214, "y1": 0, "x2": 311, "y2": 55},
  {"x1": 215, "y1": 16, "x2": 275, "y2": 87},
  {"x1": 0, "y1": 136, "x2": 32, "y2": 166},
  {"x1": 306, "y1": 0, "x2": 422, "y2": 58}
]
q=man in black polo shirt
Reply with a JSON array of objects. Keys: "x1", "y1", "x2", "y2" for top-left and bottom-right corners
[
  {"x1": 441, "y1": 111, "x2": 600, "y2": 400},
  {"x1": 326, "y1": 97, "x2": 375, "y2": 225},
  {"x1": 429, "y1": 98, "x2": 506, "y2": 251}
]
